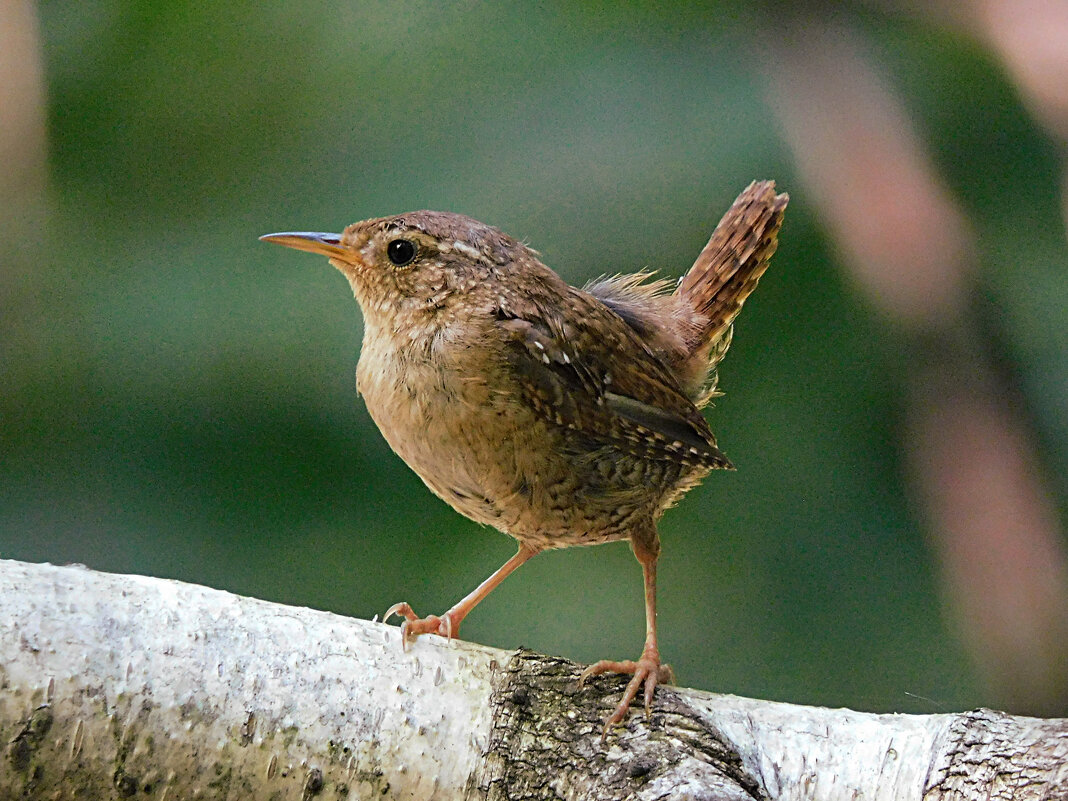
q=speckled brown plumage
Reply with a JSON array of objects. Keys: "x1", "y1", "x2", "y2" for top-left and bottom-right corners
[{"x1": 261, "y1": 180, "x2": 788, "y2": 738}]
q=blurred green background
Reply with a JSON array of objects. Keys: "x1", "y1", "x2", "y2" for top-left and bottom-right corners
[{"x1": 4, "y1": 2, "x2": 1067, "y2": 716}]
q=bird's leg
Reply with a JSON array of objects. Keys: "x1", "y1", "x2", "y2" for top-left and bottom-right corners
[
  {"x1": 384, "y1": 543, "x2": 540, "y2": 648},
  {"x1": 580, "y1": 534, "x2": 673, "y2": 740}
]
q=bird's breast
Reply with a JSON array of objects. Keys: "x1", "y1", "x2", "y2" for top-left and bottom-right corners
[
  {"x1": 355, "y1": 322, "x2": 512, "y2": 523},
  {"x1": 353, "y1": 319, "x2": 675, "y2": 546}
]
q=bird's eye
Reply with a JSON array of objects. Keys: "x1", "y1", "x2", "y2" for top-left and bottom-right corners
[{"x1": 386, "y1": 239, "x2": 417, "y2": 267}]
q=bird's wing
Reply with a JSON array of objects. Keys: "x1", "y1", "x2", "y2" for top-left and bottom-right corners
[{"x1": 493, "y1": 288, "x2": 732, "y2": 470}]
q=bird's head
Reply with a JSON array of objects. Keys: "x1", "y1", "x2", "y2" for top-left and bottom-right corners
[{"x1": 261, "y1": 211, "x2": 545, "y2": 328}]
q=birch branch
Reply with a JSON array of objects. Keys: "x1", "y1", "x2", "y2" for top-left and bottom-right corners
[{"x1": 0, "y1": 559, "x2": 1065, "y2": 800}]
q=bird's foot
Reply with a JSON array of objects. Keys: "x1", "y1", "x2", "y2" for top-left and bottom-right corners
[
  {"x1": 382, "y1": 602, "x2": 459, "y2": 649},
  {"x1": 579, "y1": 648, "x2": 674, "y2": 742}
]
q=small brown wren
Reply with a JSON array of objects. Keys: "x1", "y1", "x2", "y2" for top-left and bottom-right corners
[{"x1": 261, "y1": 181, "x2": 788, "y2": 737}]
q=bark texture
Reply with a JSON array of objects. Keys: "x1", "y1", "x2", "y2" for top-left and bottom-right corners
[{"x1": 1, "y1": 559, "x2": 1065, "y2": 800}]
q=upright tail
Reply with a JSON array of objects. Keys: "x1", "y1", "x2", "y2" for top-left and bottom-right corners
[
  {"x1": 583, "y1": 181, "x2": 788, "y2": 407},
  {"x1": 674, "y1": 180, "x2": 788, "y2": 405}
]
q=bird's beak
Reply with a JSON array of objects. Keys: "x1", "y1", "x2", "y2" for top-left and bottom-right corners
[{"x1": 259, "y1": 232, "x2": 347, "y2": 259}]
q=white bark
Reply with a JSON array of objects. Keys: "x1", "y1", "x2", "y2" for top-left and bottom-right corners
[{"x1": 0, "y1": 559, "x2": 1065, "y2": 800}]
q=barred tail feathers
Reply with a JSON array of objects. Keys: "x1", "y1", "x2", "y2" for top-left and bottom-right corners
[{"x1": 675, "y1": 180, "x2": 788, "y2": 368}]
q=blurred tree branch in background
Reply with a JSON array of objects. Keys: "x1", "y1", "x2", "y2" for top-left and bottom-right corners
[
  {"x1": 763, "y1": 11, "x2": 1068, "y2": 713},
  {"x1": 1, "y1": 0, "x2": 48, "y2": 400},
  {"x1": 0, "y1": 0, "x2": 46, "y2": 204},
  {"x1": 935, "y1": 0, "x2": 1068, "y2": 156}
]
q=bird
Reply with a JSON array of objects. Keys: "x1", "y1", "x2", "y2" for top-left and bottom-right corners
[{"x1": 261, "y1": 180, "x2": 788, "y2": 737}]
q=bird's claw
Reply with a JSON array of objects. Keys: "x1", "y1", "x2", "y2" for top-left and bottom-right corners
[
  {"x1": 579, "y1": 651, "x2": 673, "y2": 742},
  {"x1": 382, "y1": 601, "x2": 456, "y2": 648}
]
